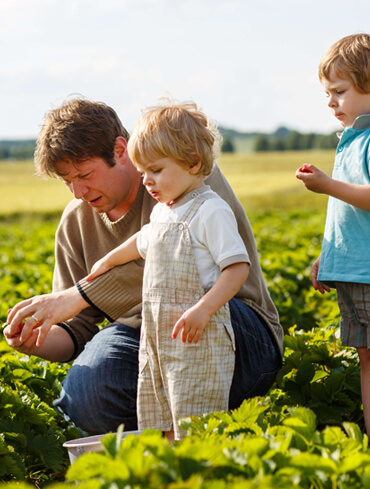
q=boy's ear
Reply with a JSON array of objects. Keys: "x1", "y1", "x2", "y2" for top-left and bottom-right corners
[{"x1": 189, "y1": 153, "x2": 202, "y2": 174}]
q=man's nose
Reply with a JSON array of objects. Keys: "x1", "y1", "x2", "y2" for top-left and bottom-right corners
[{"x1": 69, "y1": 181, "x2": 88, "y2": 199}]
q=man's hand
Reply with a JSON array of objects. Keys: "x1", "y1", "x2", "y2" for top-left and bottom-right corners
[
  {"x1": 6, "y1": 286, "x2": 88, "y2": 349},
  {"x1": 172, "y1": 303, "x2": 211, "y2": 344}
]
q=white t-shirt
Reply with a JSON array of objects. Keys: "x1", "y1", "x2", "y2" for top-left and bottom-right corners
[{"x1": 137, "y1": 187, "x2": 250, "y2": 289}]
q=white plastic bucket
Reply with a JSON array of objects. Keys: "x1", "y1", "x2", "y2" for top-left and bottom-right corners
[{"x1": 63, "y1": 430, "x2": 141, "y2": 464}]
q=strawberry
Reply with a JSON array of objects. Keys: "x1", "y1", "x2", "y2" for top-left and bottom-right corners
[{"x1": 299, "y1": 166, "x2": 313, "y2": 174}]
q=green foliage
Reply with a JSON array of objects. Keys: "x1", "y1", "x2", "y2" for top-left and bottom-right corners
[
  {"x1": 0, "y1": 351, "x2": 80, "y2": 485},
  {"x1": 252, "y1": 209, "x2": 340, "y2": 333},
  {"x1": 0, "y1": 215, "x2": 80, "y2": 485},
  {"x1": 276, "y1": 326, "x2": 363, "y2": 431},
  {"x1": 0, "y1": 216, "x2": 58, "y2": 320},
  {"x1": 0, "y1": 208, "x2": 367, "y2": 488},
  {"x1": 34, "y1": 404, "x2": 370, "y2": 488}
]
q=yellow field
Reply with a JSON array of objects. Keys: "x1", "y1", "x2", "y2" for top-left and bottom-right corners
[
  {"x1": 0, "y1": 160, "x2": 73, "y2": 215},
  {"x1": 0, "y1": 150, "x2": 335, "y2": 215},
  {"x1": 218, "y1": 149, "x2": 334, "y2": 211}
]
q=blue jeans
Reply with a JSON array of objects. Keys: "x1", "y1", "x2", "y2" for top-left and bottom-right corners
[{"x1": 54, "y1": 298, "x2": 282, "y2": 434}]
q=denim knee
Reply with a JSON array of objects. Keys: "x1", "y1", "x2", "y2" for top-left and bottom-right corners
[
  {"x1": 54, "y1": 324, "x2": 140, "y2": 435},
  {"x1": 228, "y1": 298, "x2": 282, "y2": 410}
]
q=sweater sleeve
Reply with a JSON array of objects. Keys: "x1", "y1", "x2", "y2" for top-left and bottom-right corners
[{"x1": 52, "y1": 212, "x2": 107, "y2": 357}]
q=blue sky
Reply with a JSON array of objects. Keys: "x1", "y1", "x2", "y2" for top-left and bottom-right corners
[{"x1": 1, "y1": 0, "x2": 369, "y2": 139}]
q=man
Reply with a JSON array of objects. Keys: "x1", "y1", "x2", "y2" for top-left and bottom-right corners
[{"x1": 5, "y1": 97, "x2": 283, "y2": 434}]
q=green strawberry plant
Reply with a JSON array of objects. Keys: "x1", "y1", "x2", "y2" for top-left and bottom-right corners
[{"x1": 0, "y1": 209, "x2": 368, "y2": 488}]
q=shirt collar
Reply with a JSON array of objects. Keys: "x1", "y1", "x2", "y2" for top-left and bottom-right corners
[
  {"x1": 351, "y1": 114, "x2": 370, "y2": 130},
  {"x1": 170, "y1": 185, "x2": 210, "y2": 209}
]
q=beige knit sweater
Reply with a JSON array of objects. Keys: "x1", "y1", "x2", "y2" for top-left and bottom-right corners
[{"x1": 53, "y1": 165, "x2": 283, "y2": 358}]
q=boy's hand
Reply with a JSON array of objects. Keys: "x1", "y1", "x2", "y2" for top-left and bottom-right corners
[
  {"x1": 296, "y1": 164, "x2": 331, "y2": 194},
  {"x1": 172, "y1": 304, "x2": 211, "y2": 344},
  {"x1": 85, "y1": 258, "x2": 112, "y2": 282},
  {"x1": 311, "y1": 255, "x2": 331, "y2": 294}
]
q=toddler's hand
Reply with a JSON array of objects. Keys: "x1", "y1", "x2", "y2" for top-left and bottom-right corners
[
  {"x1": 172, "y1": 305, "x2": 211, "y2": 344},
  {"x1": 85, "y1": 259, "x2": 111, "y2": 282}
]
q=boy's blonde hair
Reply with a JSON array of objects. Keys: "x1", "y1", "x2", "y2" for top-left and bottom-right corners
[
  {"x1": 318, "y1": 33, "x2": 370, "y2": 93},
  {"x1": 127, "y1": 100, "x2": 221, "y2": 177}
]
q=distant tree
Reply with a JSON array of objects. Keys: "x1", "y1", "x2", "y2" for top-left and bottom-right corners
[
  {"x1": 254, "y1": 135, "x2": 270, "y2": 152},
  {"x1": 221, "y1": 138, "x2": 235, "y2": 153},
  {"x1": 272, "y1": 138, "x2": 286, "y2": 151},
  {"x1": 273, "y1": 126, "x2": 290, "y2": 139},
  {"x1": 287, "y1": 131, "x2": 303, "y2": 150},
  {"x1": 300, "y1": 132, "x2": 317, "y2": 150},
  {"x1": 0, "y1": 147, "x2": 10, "y2": 159},
  {"x1": 317, "y1": 131, "x2": 340, "y2": 149}
]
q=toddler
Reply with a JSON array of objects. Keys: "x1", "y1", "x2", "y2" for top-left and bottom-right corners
[{"x1": 87, "y1": 101, "x2": 250, "y2": 440}]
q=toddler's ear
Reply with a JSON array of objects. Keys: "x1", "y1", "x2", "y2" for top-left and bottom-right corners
[{"x1": 189, "y1": 153, "x2": 202, "y2": 174}]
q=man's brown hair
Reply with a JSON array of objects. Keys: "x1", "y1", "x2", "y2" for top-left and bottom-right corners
[{"x1": 35, "y1": 97, "x2": 130, "y2": 177}]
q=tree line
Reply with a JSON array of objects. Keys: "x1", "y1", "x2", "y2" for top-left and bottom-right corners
[
  {"x1": 0, "y1": 140, "x2": 36, "y2": 159},
  {"x1": 0, "y1": 128, "x2": 339, "y2": 159},
  {"x1": 253, "y1": 129, "x2": 339, "y2": 152}
]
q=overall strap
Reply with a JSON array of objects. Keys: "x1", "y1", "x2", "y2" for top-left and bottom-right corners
[{"x1": 181, "y1": 191, "x2": 216, "y2": 224}]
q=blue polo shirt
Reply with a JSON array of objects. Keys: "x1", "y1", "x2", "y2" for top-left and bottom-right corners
[{"x1": 318, "y1": 114, "x2": 370, "y2": 287}]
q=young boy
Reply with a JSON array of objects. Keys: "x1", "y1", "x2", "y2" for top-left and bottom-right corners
[
  {"x1": 86, "y1": 101, "x2": 250, "y2": 440},
  {"x1": 296, "y1": 33, "x2": 370, "y2": 433}
]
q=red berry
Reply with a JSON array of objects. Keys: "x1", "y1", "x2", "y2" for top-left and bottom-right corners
[{"x1": 299, "y1": 166, "x2": 313, "y2": 173}]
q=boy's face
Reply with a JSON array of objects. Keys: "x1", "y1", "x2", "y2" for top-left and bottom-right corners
[{"x1": 322, "y1": 69, "x2": 370, "y2": 127}]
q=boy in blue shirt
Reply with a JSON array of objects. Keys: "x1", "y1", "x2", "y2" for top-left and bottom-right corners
[{"x1": 296, "y1": 33, "x2": 370, "y2": 434}]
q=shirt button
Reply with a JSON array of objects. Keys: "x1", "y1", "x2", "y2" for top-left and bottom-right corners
[
  {"x1": 338, "y1": 146, "x2": 344, "y2": 152},
  {"x1": 194, "y1": 293, "x2": 201, "y2": 300},
  {"x1": 179, "y1": 224, "x2": 184, "y2": 231},
  {"x1": 190, "y1": 191, "x2": 198, "y2": 198}
]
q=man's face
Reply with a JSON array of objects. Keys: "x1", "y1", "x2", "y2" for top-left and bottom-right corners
[{"x1": 56, "y1": 151, "x2": 140, "y2": 219}]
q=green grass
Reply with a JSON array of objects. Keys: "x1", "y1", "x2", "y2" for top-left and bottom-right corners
[{"x1": 0, "y1": 150, "x2": 335, "y2": 216}]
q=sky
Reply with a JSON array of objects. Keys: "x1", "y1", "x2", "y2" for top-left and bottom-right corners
[{"x1": 1, "y1": 0, "x2": 370, "y2": 139}]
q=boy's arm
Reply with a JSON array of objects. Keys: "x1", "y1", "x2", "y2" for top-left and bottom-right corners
[
  {"x1": 296, "y1": 164, "x2": 370, "y2": 211},
  {"x1": 172, "y1": 262, "x2": 249, "y2": 344},
  {"x1": 85, "y1": 232, "x2": 141, "y2": 281}
]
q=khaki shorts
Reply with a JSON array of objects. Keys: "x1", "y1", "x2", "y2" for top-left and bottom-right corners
[{"x1": 336, "y1": 282, "x2": 370, "y2": 349}]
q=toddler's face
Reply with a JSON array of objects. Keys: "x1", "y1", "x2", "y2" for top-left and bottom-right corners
[
  {"x1": 136, "y1": 157, "x2": 203, "y2": 205},
  {"x1": 322, "y1": 69, "x2": 370, "y2": 127}
]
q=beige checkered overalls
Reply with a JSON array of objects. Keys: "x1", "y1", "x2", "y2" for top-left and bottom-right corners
[{"x1": 137, "y1": 192, "x2": 236, "y2": 439}]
